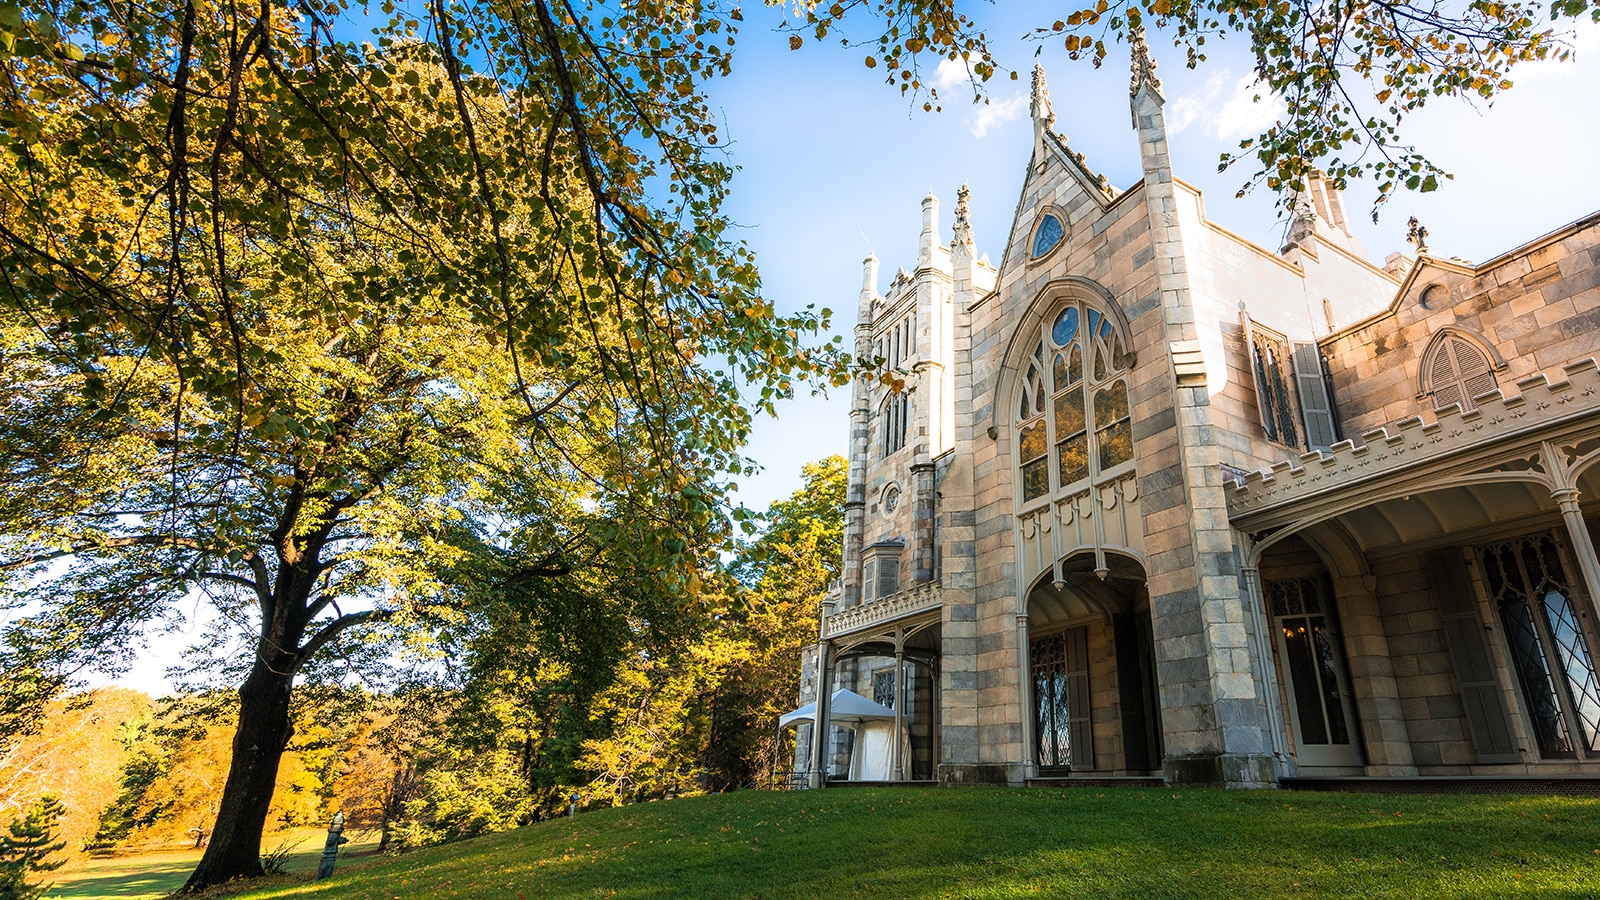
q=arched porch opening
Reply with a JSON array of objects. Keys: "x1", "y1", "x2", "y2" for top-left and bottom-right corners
[
  {"x1": 827, "y1": 618, "x2": 942, "y2": 783},
  {"x1": 1256, "y1": 533, "x2": 1366, "y2": 773},
  {"x1": 1239, "y1": 459, "x2": 1600, "y2": 778},
  {"x1": 1023, "y1": 551, "x2": 1162, "y2": 777}
]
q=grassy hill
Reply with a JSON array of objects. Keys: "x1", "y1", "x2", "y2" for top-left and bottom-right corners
[{"x1": 211, "y1": 787, "x2": 1597, "y2": 899}]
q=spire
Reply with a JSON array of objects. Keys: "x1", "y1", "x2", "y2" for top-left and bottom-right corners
[
  {"x1": 952, "y1": 183, "x2": 973, "y2": 250},
  {"x1": 1129, "y1": 23, "x2": 1162, "y2": 99},
  {"x1": 1406, "y1": 217, "x2": 1430, "y2": 255},
  {"x1": 1284, "y1": 176, "x2": 1318, "y2": 250},
  {"x1": 918, "y1": 191, "x2": 939, "y2": 266},
  {"x1": 1030, "y1": 64, "x2": 1056, "y2": 141},
  {"x1": 858, "y1": 251, "x2": 879, "y2": 323}
]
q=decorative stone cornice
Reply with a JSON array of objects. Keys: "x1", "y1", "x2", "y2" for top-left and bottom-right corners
[
  {"x1": 1228, "y1": 358, "x2": 1600, "y2": 526},
  {"x1": 824, "y1": 582, "x2": 942, "y2": 639}
]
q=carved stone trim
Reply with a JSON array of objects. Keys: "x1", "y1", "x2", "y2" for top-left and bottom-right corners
[
  {"x1": 823, "y1": 582, "x2": 942, "y2": 640},
  {"x1": 1228, "y1": 358, "x2": 1600, "y2": 524}
]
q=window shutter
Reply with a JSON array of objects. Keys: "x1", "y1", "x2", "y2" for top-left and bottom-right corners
[
  {"x1": 1064, "y1": 626, "x2": 1094, "y2": 769},
  {"x1": 1452, "y1": 338, "x2": 1497, "y2": 404},
  {"x1": 1429, "y1": 341, "x2": 1464, "y2": 410},
  {"x1": 1291, "y1": 342, "x2": 1340, "y2": 452},
  {"x1": 1429, "y1": 334, "x2": 1497, "y2": 411},
  {"x1": 877, "y1": 554, "x2": 900, "y2": 598},
  {"x1": 1424, "y1": 549, "x2": 1521, "y2": 763}
]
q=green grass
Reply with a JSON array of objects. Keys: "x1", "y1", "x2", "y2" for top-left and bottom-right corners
[
  {"x1": 48, "y1": 828, "x2": 381, "y2": 900},
  {"x1": 186, "y1": 788, "x2": 1600, "y2": 900}
]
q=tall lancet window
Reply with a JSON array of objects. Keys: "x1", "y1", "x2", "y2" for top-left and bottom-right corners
[
  {"x1": 1015, "y1": 300, "x2": 1133, "y2": 505},
  {"x1": 882, "y1": 391, "x2": 909, "y2": 457}
]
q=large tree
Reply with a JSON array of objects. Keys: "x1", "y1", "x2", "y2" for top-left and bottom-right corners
[
  {"x1": 0, "y1": 3, "x2": 841, "y2": 890},
  {"x1": 0, "y1": 0, "x2": 1583, "y2": 890}
]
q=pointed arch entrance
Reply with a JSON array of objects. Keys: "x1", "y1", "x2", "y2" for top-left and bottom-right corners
[{"x1": 1022, "y1": 551, "x2": 1163, "y2": 776}]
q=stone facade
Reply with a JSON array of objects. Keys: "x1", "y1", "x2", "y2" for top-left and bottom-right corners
[{"x1": 795, "y1": 51, "x2": 1600, "y2": 788}]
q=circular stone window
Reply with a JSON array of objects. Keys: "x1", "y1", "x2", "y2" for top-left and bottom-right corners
[
  {"x1": 882, "y1": 483, "x2": 901, "y2": 514},
  {"x1": 1419, "y1": 283, "x2": 1451, "y2": 309}
]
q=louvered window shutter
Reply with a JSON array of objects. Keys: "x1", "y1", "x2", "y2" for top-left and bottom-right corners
[
  {"x1": 1291, "y1": 342, "x2": 1340, "y2": 451},
  {"x1": 877, "y1": 553, "x2": 900, "y2": 598},
  {"x1": 1424, "y1": 549, "x2": 1521, "y2": 763},
  {"x1": 1064, "y1": 626, "x2": 1094, "y2": 769},
  {"x1": 1430, "y1": 335, "x2": 1497, "y2": 411}
]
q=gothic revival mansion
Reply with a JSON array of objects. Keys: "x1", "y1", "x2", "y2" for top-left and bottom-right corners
[{"x1": 790, "y1": 49, "x2": 1600, "y2": 790}]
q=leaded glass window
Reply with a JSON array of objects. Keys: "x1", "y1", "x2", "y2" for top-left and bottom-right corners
[
  {"x1": 872, "y1": 669, "x2": 896, "y2": 709},
  {"x1": 1015, "y1": 299, "x2": 1133, "y2": 505},
  {"x1": 1477, "y1": 533, "x2": 1600, "y2": 756},
  {"x1": 1031, "y1": 626, "x2": 1091, "y2": 770},
  {"x1": 1248, "y1": 327, "x2": 1300, "y2": 449},
  {"x1": 1032, "y1": 213, "x2": 1065, "y2": 258}
]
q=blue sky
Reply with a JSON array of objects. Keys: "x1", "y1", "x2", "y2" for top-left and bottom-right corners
[
  {"x1": 718, "y1": 8, "x2": 1600, "y2": 513},
  {"x1": 108, "y1": 8, "x2": 1600, "y2": 694}
]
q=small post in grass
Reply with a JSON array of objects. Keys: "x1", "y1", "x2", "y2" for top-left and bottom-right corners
[{"x1": 316, "y1": 811, "x2": 348, "y2": 880}]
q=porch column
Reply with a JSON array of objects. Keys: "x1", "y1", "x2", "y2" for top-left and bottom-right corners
[
  {"x1": 1552, "y1": 488, "x2": 1600, "y2": 618},
  {"x1": 809, "y1": 639, "x2": 834, "y2": 789},
  {"x1": 892, "y1": 644, "x2": 906, "y2": 781},
  {"x1": 931, "y1": 660, "x2": 942, "y2": 779},
  {"x1": 1239, "y1": 564, "x2": 1294, "y2": 773},
  {"x1": 1016, "y1": 613, "x2": 1035, "y2": 777}
]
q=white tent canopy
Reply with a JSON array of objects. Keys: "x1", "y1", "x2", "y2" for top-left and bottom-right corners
[{"x1": 779, "y1": 688, "x2": 895, "y2": 729}]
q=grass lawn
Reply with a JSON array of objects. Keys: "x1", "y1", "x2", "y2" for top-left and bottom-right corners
[
  {"x1": 181, "y1": 787, "x2": 1600, "y2": 899},
  {"x1": 47, "y1": 828, "x2": 381, "y2": 900}
]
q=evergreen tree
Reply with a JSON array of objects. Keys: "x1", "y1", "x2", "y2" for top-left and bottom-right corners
[{"x1": 0, "y1": 795, "x2": 65, "y2": 900}]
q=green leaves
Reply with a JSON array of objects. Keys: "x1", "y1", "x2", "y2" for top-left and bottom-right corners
[{"x1": 777, "y1": 0, "x2": 1576, "y2": 211}]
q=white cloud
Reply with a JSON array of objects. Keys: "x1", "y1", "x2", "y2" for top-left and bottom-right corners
[
  {"x1": 935, "y1": 56, "x2": 973, "y2": 92},
  {"x1": 1167, "y1": 71, "x2": 1226, "y2": 135},
  {"x1": 969, "y1": 93, "x2": 1027, "y2": 138},
  {"x1": 1167, "y1": 69, "x2": 1284, "y2": 142},
  {"x1": 1214, "y1": 75, "x2": 1285, "y2": 142}
]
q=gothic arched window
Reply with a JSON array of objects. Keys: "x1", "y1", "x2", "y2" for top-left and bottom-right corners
[
  {"x1": 882, "y1": 391, "x2": 909, "y2": 457},
  {"x1": 1031, "y1": 213, "x2": 1065, "y2": 258},
  {"x1": 1422, "y1": 331, "x2": 1498, "y2": 412},
  {"x1": 1015, "y1": 300, "x2": 1133, "y2": 505}
]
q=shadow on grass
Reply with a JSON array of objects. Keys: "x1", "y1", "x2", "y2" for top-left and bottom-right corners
[
  {"x1": 193, "y1": 790, "x2": 1600, "y2": 900},
  {"x1": 48, "y1": 857, "x2": 196, "y2": 899},
  {"x1": 49, "y1": 831, "x2": 380, "y2": 900}
]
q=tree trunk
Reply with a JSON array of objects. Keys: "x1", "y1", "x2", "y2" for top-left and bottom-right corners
[{"x1": 181, "y1": 651, "x2": 297, "y2": 891}]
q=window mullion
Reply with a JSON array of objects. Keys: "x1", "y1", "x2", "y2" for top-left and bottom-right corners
[
  {"x1": 1045, "y1": 324, "x2": 1057, "y2": 495},
  {"x1": 1084, "y1": 378, "x2": 1099, "y2": 480}
]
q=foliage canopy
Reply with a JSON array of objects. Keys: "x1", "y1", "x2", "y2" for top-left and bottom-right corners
[{"x1": 779, "y1": 0, "x2": 1596, "y2": 209}]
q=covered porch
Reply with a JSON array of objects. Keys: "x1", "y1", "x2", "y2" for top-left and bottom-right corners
[
  {"x1": 1229, "y1": 361, "x2": 1600, "y2": 782},
  {"x1": 796, "y1": 583, "x2": 942, "y2": 786}
]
